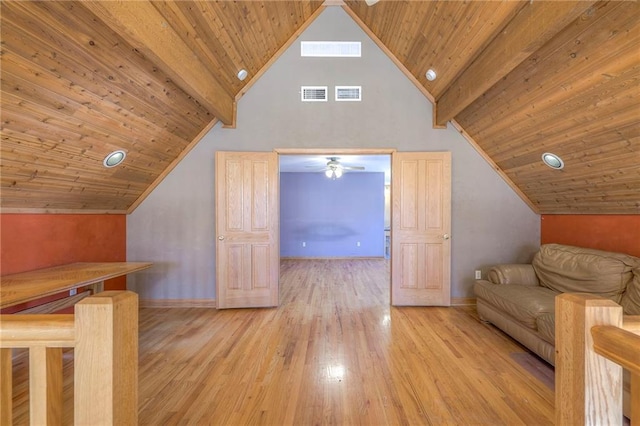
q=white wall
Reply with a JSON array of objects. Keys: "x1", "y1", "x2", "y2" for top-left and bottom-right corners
[{"x1": 127, "y1": 7, "x2": 540, "y2": 301}]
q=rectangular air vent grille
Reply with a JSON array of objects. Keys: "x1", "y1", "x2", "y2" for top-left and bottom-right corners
[
  {"x1": 301, "y1": 41, "x2": 361, "y2": 57},
  {"x1": 301, "y1": 86, "x2": 328, "y2": 102},
  {"x1": 335, "y1": 86, "x2": 362, "y2": 101}
]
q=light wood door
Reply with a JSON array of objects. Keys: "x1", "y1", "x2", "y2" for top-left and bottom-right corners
[
  {"x1": 215, "y1": 152, "x2": 279, "y2": 309},
  {"x1": 391, "y1": 152, "x2": 451, "y2": 306}
]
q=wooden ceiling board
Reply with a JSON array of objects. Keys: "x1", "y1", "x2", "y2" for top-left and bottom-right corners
[
  {"x1": 1, "y1": 66, "x2": 194, "y2": 157},
  {"x1": 150, "y1": 2, "x2": 241, "y2": 95},
  {"x1": 1, "y1": 82, "x2": 178, "y2": 174},
  {"x1": 182, "y1": 1, "x2": 259, "y2": 96},
  {"x1": 0, "y1": 0, "x2": 324, "y2": 212},
  {"x1": 425, "y1": 2, "x2": 527, "y2": 98},
  {"x1": 458, "y1": 1, "x2": 637, "y2": 139},
  {"x1": 435, "y1": 1, "x2": 598, "y2": 125},
  {"x1": 1, "y1": 0, "x2": 638, "y2": 214},
  {"x1": 495, "y1": 128, "x2": 639, "y2": 172},
  {"x1": 0, "y1": 1, "x2": 201, "y2": 211},
  {"x1": 506, "y1": 150, "x2": 640, "y2": 212},
  {"x1": 1, "y1": 2, "x2": 211, "y2": 132},
  {"x1": 344, "y1": 0, "x2": 526, "y2": 98},
  {"x1": 205, "y1": 2, "x2": 262, "y2": 74},
  {"x1": 451, "y1": 1, "x2": 639, "y2": 214},
  {"x1": 481, "y1": 99, "x2": 638, "y2": 164},
  {"x1": 1, "y1": 72, "x2": 187, "y2": 165},
  {"x1": 81, "y1": 1, "x2": 236, "y2": 124}
]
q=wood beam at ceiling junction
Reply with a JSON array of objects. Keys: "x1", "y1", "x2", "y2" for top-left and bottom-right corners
[
  {"x1": 435, "y1": 0, "x2": 598, "y2": 127},
  {"x1": 83, "y1": 1, "x2": 236, "y2": 126}
]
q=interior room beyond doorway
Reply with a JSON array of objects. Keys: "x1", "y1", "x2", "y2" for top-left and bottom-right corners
[{"x1": 279, "y1": 153, "x2": 391, "y2": 260}]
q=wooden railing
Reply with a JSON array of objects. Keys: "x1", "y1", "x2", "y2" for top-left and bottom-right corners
[
  {"x1": 556, "y1": 293, "x2": 640, "y2": 426},
  {"x1": 0, "y1": 291, "x2": 138, "y2": 425}
]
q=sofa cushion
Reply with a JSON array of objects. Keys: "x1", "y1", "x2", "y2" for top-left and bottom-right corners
[
  {"x1": 621, "y1": 267, "x2": 640, "y2": 315},
  {"x1": 487, "y1": 264, "x2": 539, "y2": 286},
  {"x1": 474, "y1": 281, "x2": 557, "y2": 329},
  {"x1": 536, "y1": 313, "x2": 555, "y2": 344},
  {"x1": 532, "y1": 244, "x2": 639, "y2": 303}
]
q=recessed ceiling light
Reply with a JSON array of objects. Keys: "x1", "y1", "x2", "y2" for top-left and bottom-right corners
[
  {"x1": 425, "y1": 69, "x2": 437, "y2": 81},
  {"x1": 541, "y1": 152, "x2": 564, "y2": 170},
  {"x1": 237, "y1": 69, "x2": 248, "y2": 81},
  {"x1": 103, "y1": 150, "x2": 126, "y2": 168}
]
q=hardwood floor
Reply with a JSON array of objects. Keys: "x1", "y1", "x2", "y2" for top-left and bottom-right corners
[{"x1": 10, "y1": 259, "x2": 554, "y2": 425}]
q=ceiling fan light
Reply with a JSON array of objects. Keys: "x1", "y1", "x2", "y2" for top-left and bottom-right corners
[
  {"x1": 325, "y1": 169, "x2": 333, "y2": 178},
  {"x1": 334, "y1": 168, "x2": 343, "y2": 178},
  {"x1": 365, "y1": 0, "x2": 379, "y2": 5}
]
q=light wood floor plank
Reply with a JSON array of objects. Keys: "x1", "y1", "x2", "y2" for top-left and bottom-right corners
[{"x1": 9, "y1": 259, "x2": 554, "y2": 424}]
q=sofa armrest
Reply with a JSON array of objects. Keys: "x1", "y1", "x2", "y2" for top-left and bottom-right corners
[{"x1": 486, "y1": 264, "x2": 539, "y2": 286}]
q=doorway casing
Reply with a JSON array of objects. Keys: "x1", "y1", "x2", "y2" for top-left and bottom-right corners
[{"x1": 215, "y1": 148, "x2": 451, "y2": 308}]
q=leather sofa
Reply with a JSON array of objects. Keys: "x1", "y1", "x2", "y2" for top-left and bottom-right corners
[{"x1": 474, "y1": 243, "x2": 640, "y2": 418}]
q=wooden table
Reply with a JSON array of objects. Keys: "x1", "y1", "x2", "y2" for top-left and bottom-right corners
[{"x1": 1, "y1": 262, "x2": 152, "y2": 313}]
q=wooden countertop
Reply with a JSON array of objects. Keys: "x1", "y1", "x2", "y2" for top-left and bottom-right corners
[{"x1": 0, "y1": 262, "x2": 152, "y2": 309}]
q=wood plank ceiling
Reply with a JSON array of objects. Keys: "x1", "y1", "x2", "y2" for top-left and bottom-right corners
[{"x1": 1, "y1": 0, "x2": 638, "y2": 214}]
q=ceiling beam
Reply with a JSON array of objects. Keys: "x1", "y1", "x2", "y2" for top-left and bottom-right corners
[
  {"x1": 83, "y1": 1, "x2": 235, "y2": 126},
  {"x1": 434, "y1": 1, "x2": 597, "y2": 127}
]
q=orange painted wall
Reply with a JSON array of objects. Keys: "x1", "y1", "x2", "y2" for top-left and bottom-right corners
[
  {"x1": 1, "y1": 214, "x2": 126, "y2": 312},
  {"x1": 541, "y1": 215, "x2": 640, "y2": 257}
]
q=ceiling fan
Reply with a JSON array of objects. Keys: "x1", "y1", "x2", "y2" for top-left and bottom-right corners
[{"x1": 307, "y1": 157, "x2": 365, "y2": 179}]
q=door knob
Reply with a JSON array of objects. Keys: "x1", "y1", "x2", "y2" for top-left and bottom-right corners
[
  {"x1": 443, "y1": 234, "x2": 450, "y2": 240},
  {"x1": 218, "y1": 236, "x2": 225, "y2": 241}
]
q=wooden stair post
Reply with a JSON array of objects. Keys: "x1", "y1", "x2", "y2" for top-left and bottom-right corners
[
  {"x1": 555, "y1": 293, "x2": 624, "y2": 425},
  {"x1": 29, "y1": 346, "x2": 63, "y2": 425},
  {"x1": 1, "y1": 348, "x2": 13, "y2": 425},
  {"x1": 74, "y1": 291, "x2": 138, "y2": 425},
  {"x1": 1, "y1": 314, "x2": 75, "y2": 426}
]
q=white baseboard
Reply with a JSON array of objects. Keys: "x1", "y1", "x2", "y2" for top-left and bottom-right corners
[{"x1": 140, "y1": 299, "x2": 216, "y2": 308}]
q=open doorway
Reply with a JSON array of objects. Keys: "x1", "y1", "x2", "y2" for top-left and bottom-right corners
[
  {"x1": 278, "y1": 152, "x2": 392, "y2": 307},
  {"x1": 279, "y1": 153, "x2": 391, "y2": 260},
  {"x1": 214, "y1": 150, "x2": 451, "y2": 309}
]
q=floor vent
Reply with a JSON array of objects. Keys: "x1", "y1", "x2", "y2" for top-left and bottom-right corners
[
  {"x1": 301, "y1": 41, "x2": 361, "y2": 57},
  {"x1": 301, "y1": 86, "x2": 328, "y2": 102},
  {"x1": 335, "y1": 86, "x2": 362, "y2": 101}
]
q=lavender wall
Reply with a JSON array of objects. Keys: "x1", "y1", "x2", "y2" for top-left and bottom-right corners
[{"x1": 281, "y1": 172, "x2": 385, "y2": 257}]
